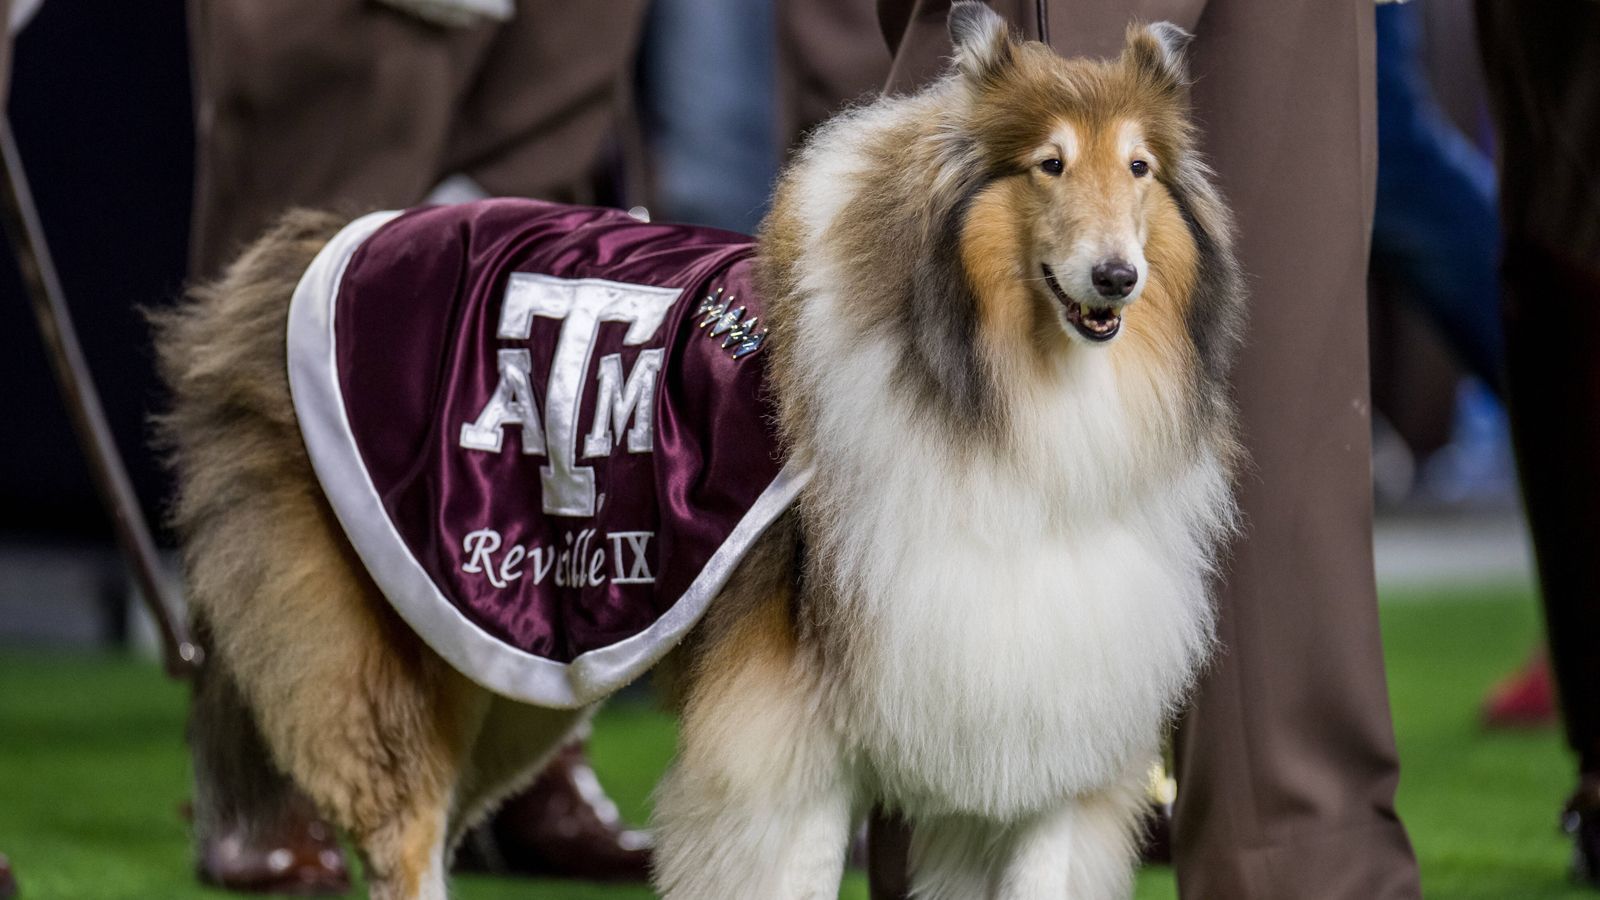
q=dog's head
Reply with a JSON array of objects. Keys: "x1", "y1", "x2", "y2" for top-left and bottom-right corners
[
  {"x1": 761, "y1": 2, "x2": 1241, "y2": 445},
  {"x1": 948, "y1": 2, "x2": 1201, "y2": 348}
]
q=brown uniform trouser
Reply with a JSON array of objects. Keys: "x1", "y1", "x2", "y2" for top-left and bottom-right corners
[
  {"x1": 188, "y1": 0, "x2": 648, "y2": 279},
  {"x1": 1476, "y1": 0, "x2": 1600, "y2": 779},
  {"x1": 776, "y1": 0, "x2": 892, "y2": 146},
  {"x1": 868, "y1": 2, "x2": 1420, "y2": 898}
]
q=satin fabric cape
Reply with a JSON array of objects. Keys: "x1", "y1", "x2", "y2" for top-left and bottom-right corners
[{"x1": 287, "y1": 199, "x2": 805, "y2": 708}]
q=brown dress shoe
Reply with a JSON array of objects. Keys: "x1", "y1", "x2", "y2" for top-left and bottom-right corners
[
  {"x1": 196, "y1": 795, "x2": 350, "y2": 895},
  {"x1": 0, "y1": 852, "x2": 17, "y2": 899},
  {"x1": 455, "y1": 741, "x2": 652, "y2": 882}
]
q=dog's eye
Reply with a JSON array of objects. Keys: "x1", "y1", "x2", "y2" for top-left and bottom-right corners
[
  {"x1": 1130, "y1": 160, "x2": 1150, "y2": 177},
  {"x1": 1039, "y1": 158, "x2": 1064, "y2": 176}
]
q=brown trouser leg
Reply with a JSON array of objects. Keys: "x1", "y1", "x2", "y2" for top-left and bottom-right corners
[
  {"x1": 188, "y1": 0, "x2": 647, "y2": 279},
  {"x1": 1171, "y1": 2, "x2": 1417, "y2": 894},
  {"x1": 776, "y1": 0, "x2": 892, "y2": 150},
  {"x1": 1476, "y1": 0, "x2": 1600, "y2": 777},
  {"x1": 876, "y1": 2, "x2": 1419, "y2": 897}
]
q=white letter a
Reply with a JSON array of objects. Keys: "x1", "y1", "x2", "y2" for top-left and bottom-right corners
[{"x1": 459, "y1": 348, "x2": 547, "y2": 455}]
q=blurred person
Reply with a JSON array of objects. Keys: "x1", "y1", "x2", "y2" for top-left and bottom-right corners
[
  {"x1": 1372, "y1": 1, "x2": 1501, "y2": 395},
  {"x1": 1368, "y1": 0, "x2": 1561, "y2": 734},
  {"x1": 1475, "y1": 0, "x2": 1600, "y2": 884},
  {"x1": 185, "y1": 0, "x2": 653, "y2": 891},
  {"x1": 635, "y1": 0, "x2": 778, "y2": 234},
  {"x1": 776, "y1": 0, "x2": 893, "y2": 148},
  {"x1": 868, "y1": 1, "x2": 1421, "y2": 897},
  {"x1": 1369, "y1": 0, "x2": 1555, "y2": 732}
]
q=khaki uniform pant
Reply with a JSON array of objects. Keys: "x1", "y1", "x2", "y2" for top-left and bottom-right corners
[
  {"x1": 188, "y1": 0, "x2": 648, "y2": 279},
  {"x1": 865, "y1": 2, "x2": 1421, "y2": 897}
]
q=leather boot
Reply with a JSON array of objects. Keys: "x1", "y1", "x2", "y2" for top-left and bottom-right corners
[
  {"x1": 455, "y1": 741, "x2": 652, "y2": 882},
  {"x1": 195, "y1": 793, "x2": 349, "y2": 895},
  {"x1": 187, "y1": 629, "x2": 349, "y2": 895},
  {"x1": 0, "y1": 852, "x2": 16, "y2": 899}
]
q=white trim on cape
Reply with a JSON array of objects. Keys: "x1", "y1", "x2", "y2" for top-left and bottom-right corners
[{"x1": 286, "y1": 211, "x2": 808, "y2": 709}]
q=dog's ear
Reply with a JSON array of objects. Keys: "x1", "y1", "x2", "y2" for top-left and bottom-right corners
[
  {"x1": 1123, "y1": 21, "x2": 1193, "y2": 89},
  {"x1": 949, "y1": 1, "x2": 1013, "y2": 83}
]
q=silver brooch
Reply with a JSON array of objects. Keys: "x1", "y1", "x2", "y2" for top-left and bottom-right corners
[{"x1": 696, "y1": 288, "x2": 767, "y2": 360}]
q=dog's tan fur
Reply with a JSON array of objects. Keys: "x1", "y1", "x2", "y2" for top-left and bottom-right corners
[
  {"x1": 153, "y1": 213, "x2": 588, "y2": 897},
  {"x1": 156, "y1": 7, "x2": 1243, "y2": 897}
]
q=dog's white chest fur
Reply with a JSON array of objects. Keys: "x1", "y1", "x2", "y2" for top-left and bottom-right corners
[
  {"x1": 838, "y1": 467, "x2": 1216, "y2": 821},
  {"x1": 799, "y1": 334, "x2": 1227, "y2": 823}
]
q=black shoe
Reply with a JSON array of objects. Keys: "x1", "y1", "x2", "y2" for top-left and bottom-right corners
[{"x1": 1563, "y1": 776, "x2": 1600, "y2": 886}]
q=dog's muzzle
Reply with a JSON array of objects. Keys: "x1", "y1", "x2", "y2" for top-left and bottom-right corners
[{"x1": 1043, "y1": 264, "x2": 1122, "y2": 342}]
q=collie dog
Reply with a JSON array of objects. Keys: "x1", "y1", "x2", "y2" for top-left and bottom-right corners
[{"x1": 154, "y1": 4, "x2": 1243, "y2": 897}]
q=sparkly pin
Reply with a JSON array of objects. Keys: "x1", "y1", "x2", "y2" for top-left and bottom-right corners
[
  {"x1": 708, "y1": 306, "x2": 745, "y2": 338},
  {"x1": 697, "y1": 288, "x2": 729, "y2": 327},
  {"x1": 695, "y1": 288, "x2": 767, "y2": 359}
]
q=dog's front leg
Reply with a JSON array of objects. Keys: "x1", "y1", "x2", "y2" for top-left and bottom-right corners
[
  {"x1": 991, "y1": 803, "x2": 1077, "y2": 899},
  {"x1": 652, "y1": 612, "x2": 852, "y2": 899},
  {"x1": 992, "y1": 768, "x2": 1147, "y2": 900}
]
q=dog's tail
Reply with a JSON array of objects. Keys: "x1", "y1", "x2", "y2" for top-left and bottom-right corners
[{"x1": 149, "y1": 209, "x2": 346, "y2": 542}]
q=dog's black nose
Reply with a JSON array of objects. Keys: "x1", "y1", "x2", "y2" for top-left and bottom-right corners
[{"x1": 1091, "y1": 260, "x2": 1138, "y2": 298}]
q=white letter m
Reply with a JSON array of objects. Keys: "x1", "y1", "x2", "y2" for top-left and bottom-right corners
[{"x1": 583, "y1": 349, "x2": 663, "y2": 457}]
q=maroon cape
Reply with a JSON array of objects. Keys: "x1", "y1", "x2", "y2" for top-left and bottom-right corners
[{"x1": 287, "y1": 199, "x2": 805, "y2": 707}]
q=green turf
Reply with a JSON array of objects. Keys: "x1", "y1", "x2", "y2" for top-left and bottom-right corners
[
  {"x1": 1381, "y1": 583, "x2": 1586, "y2": 900},
  {"x1": 0, "y1": 583, "x2": 1586, "y2": 898}
]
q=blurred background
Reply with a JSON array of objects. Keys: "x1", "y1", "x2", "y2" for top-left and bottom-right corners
[{"x1": 0, "y1": 1, "x2": 1584, "y2": 898}]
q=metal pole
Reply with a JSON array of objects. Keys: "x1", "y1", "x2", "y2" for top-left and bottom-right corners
[{"x1": 0, "y1": 119, "x2": 201, "y2": 679}]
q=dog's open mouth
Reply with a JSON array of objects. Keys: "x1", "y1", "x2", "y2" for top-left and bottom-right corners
[{"x1": 1042, "y1": 264, "x2": 1121, "y2": 342}]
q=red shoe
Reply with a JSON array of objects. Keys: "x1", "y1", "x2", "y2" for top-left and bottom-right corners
[{"x1": 1483, "y1": 649, "x2": 1557, "y2": 730}]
